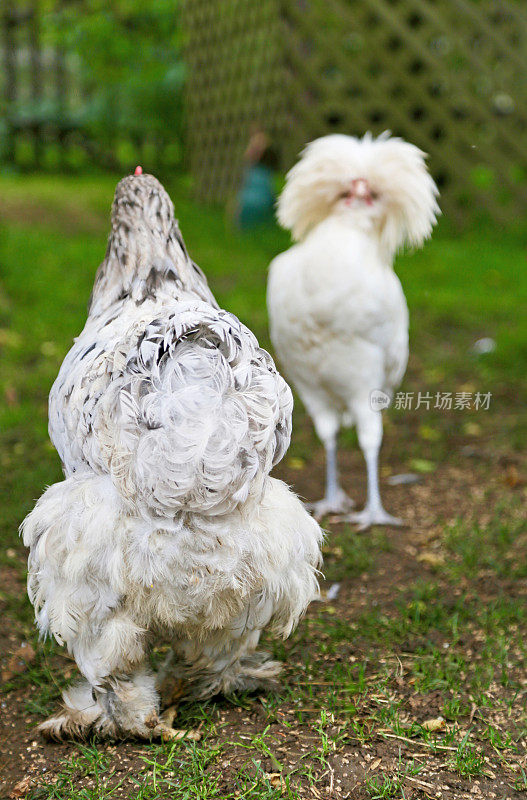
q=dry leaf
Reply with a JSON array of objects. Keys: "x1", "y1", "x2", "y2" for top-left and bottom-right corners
[
  {"x1": 463, "y1": 421, "x2": 482, "y2": 437},
  {"x1": 369, "y1": 757, "x2": 382, "y2": 771},
  {"x1": 417, "y1": 551, "x2": 445, "y2": 567},
  {"x1": 5, "y1": 385, "x2": 18, "y2": 407},
  {"x1": 504, "y1": 465, "x2": 525, "y2": 488},
  {"x1": 287, "y1": 457, "x2": 305, "y2": 470},
  {"x1": 418, "y1": 424, "x2": 441, "y2": 442},
  {"x1": 421, "y1": 716, "x2": 445, "y2": 732},
  {"x1": 322, "y1": 545, "x2": 344, "y2": 558},
  {"x1": 409, "y1": 458, "x2": 436, "y2": 474},
  {"x1": 9, "y1": 776, "x2": 32, "y2": 799},
  {"x1": 0, "y1": 329, "x2": 22, "y2": 348},
  {"x1": 40, "y1": 341, "x2": 58, "y2": 357},
  {"x1": 265, "y1": 772, "x2": 286, "y2": 790}
]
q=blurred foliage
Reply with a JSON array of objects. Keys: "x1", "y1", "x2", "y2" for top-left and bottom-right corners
[
  {"x1": 53, "y1": 0, "x2": 183, "y2": 146},
  {"x1": 3, "y1": 0, "x2": 184, "y2": 170}
]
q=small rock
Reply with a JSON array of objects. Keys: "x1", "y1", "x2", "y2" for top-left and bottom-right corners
[
  {"x1": 387, "y1": 473, "x2": 421, "y2": 486},
  {"x1": 472, "y1": 337, "x2": 496, "y2": 355}
]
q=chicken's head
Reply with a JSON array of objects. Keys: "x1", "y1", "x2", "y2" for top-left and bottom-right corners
[
  {"x1": 111, "y1": 171, "x2": 176, "y2": 239},
  {"x1": 277, "y1": 132, "x2": 439, "y2": 259}
]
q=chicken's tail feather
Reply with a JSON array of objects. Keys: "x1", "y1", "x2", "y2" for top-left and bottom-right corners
[{"x1": 110, "y1": 303, "x2": 293, "y2": 518}]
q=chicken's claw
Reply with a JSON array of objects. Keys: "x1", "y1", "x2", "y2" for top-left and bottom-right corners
[
  {"x1": 344, "y1": 507, "x2": 403, "y2": 530},
  {"x1": 307, "y1": 489, "x2": 355, "y2": 521},
  {"x1": 153, "y1": 705, "x2": 201, "y2": 742}
]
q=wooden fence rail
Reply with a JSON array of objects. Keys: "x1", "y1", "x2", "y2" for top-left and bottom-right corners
[
  {"x1": 182, "y1": 0, "x2": 527, "y2": 225},
  {"x1": 0, "y1": 2, "x2": 80, "y2": 169}
]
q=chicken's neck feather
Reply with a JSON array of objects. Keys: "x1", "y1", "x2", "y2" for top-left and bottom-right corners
[{"x1": 88, "y1": 174, "x2": 214, "y2": 317}]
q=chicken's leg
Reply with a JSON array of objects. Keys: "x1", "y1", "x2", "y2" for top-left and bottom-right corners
[
  {"x1": 156, "y1": 648, "x2": 187, "y2": 708},
  {"x1": 309, "y1": 429, "x2": 354, "y2": 520},
  {"x1": 39, "y1": 668, "x2": 199, "y2": 742},
  {"x1": 346, "y1": 408, "x2": 402, "y2": 530},
  {"x1": 37, "y1": 613, "x2": 198, "y2": 742},
  {"x1": 169, "y1": 626, "x2": 282, "y2": 700}
]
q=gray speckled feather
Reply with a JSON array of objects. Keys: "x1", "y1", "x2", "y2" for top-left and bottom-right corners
[
  {"x1": 88, "y1": 174, "x2": 217, "y2": 316},
  {"x1": 49, "y1": 174, "x2": 293, "y2": 516}
]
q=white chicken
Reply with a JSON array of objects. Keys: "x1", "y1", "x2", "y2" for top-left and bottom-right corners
[
  {"x1": 268, "y1": 133, "x2": 439, "y2": 527},
  {"x1": 21, "y1": 172, "x2": 322, "y2": 741}
]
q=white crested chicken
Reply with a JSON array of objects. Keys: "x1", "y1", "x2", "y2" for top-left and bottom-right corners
[
  {"x1": 268, "y1": 133, "x2": 439, "y2": 527},
  {"x1": 22, "y1": 170, "x2": 322, "y2": 741}
]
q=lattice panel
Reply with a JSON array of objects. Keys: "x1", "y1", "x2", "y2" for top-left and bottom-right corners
[
  {"x1": 183, "y1": 0, "x2": 527, "y2": 223},
  {"x1": 181, "y1": 0, "x2": 285, "y2": 204}
]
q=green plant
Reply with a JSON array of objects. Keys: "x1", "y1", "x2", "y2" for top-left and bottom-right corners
[
  {"x1": 450, "y1": 732, "x2": 485, "y2": 778},
  {"x1": 44, "y1": 1, "x2": 185, "y2": 168}
]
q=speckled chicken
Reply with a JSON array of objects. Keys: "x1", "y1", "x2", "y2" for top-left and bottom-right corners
[{"x1": 22, "y1": 172, "x2": 322, "y2": 741}]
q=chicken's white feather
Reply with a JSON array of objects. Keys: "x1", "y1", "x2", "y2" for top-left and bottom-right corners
[
  {"x1": 269, "y1": 133, "x2": 438, "y2": 525},
  {"x1": 22, "y1": 173, "x2": 322, "y2": 740},
  {"x1": 277, "y1": 132, "x2": 439, "y2": 258}
]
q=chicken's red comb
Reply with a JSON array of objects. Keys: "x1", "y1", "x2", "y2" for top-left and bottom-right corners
[{"x1": 134, "y1": 165, "x2": 143, "y2": 176}]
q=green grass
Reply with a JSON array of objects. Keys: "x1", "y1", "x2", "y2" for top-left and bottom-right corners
[
  {"x1": 1, "y1": 173, "x2": 526, "y2": 799},
  {"x1": 444, "y1": 501, "x2": 527, "y2": 580},
  {"x1": 365, "y1": 753, "x2": 423, "y2": 799},
  {"x1": 449, "y1": 732, "x2": 486, "y2": 778}
]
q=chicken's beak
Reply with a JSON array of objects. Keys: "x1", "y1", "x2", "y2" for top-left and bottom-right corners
[{"x1": 350, "y1": 178, "x2": 373, "y2": 206}]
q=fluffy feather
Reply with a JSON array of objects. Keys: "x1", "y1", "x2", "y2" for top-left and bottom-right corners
[
  {"x1": 269, "y1": 133, "x2": 438, "y2": 526},
  {"x1": 22, "y1": 173, "x2": 322, "y2": 740},
  {"x1": 277, "y1": 132, "x2": 439, "y2": 258}
]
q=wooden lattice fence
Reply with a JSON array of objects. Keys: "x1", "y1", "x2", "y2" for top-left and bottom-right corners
[
  {"x1": 181, "y1": 0, "x2": 285, "y2": 203},
  {"x1": 183, "y1": 0, "x2": 527, "y2": 224}
]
